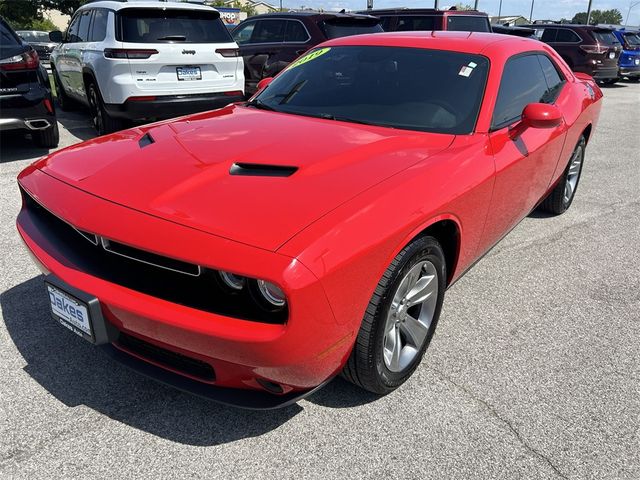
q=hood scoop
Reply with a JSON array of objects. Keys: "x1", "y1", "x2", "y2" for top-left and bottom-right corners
[
  {"x1": 229, "y1": 162, "x2": 298, "y2": 177},
  {"x1": 138, "y1": 132, "x2": 155, "y2": 148}
]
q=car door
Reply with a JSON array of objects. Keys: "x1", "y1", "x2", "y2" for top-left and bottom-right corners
[
  {"x1": 68, "y1": 9, "x2": 92, "y2": 99},
  {"x1": 480, "y1": 53, "x2": 568, "y2": 250},
  {"x1": 56, "y1": 12, "x2": 81, "y2": 94},
  {"x1": 235, "y1": 19, "x2": 287, "y2": 94}
]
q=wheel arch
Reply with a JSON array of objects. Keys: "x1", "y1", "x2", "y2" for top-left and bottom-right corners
[
  {"x1": 582, "y1": 123, "x2": 593, "y2": 144},
  {"x1": 393, "y1": 216, "x2": 462, "y2": 286},
  {"x1": 82, "y1": 67, "x2": 100, "y2": 101}
]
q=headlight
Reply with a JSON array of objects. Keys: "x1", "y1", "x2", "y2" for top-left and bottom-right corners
[
  {"x1": 218, "y1": 271, "x2": 246, "y2": 290},
  {"x1": 256, "y1": 279, "x2": 286, "y2": 308}
]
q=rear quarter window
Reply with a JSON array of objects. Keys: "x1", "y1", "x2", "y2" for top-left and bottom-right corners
[
  {"x1": 117, "y1": 8, "x2": 232, "y2": 43},
  {"x1": 446, "y1": 15, "x2": 490, "y2": 33}
]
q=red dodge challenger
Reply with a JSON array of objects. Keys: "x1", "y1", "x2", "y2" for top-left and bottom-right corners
[{"x1": 16, "y1": 32, "x2": 602, "y2": 408}]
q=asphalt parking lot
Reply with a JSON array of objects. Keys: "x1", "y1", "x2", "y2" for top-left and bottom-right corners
[{"x1": 1, "y1": 82, "x2": 639, "y2": 479}]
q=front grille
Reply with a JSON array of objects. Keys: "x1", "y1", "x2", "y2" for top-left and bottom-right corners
[
  {"x1": 20, "y1": 189, "x2": 287, "y2": 324},
  {"x1": 117, "y1": 332, "x2": 215, "y2": 381}
]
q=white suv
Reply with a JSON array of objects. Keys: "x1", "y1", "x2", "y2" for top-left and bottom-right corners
[{"x1": 50, "y1": 0, "x2": 244, "y2": 135}]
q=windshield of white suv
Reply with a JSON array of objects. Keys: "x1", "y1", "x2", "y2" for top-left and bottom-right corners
[
  {"x1": 249, "y1": 46, "x2": 489, "y2": 135},
  {"x1": 117, "y1": 8, "x2": 232, "y2": 43}
]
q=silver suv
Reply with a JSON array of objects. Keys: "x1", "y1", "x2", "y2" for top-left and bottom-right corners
[{"x1": 50, "y1": 0, "x2": 245, "y2": 135}]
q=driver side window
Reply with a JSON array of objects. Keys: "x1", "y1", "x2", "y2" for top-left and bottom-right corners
[
  {"x1": 491, "y1": 54, "x2": 549, "y2": 130},
  {"x1": 66, "y1": 13, "x2": 80, "y2": 43}
]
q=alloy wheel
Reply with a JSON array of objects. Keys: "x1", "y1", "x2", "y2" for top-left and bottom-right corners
[
  {"x1": 383, "y1": 260, "x2": 439, "y2": 373},
  {"x1": 88, "y1": 86, "x2": 103, "y2": 134},
  {"x1": 564, "y1": 143, "x2": 584, "y2": 204}
]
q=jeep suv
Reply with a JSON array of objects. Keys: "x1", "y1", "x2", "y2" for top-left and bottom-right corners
[
  {"x1": 232, "y1": 12, "x2": 382, "y2": 95},
  {"x1": 49, "y1": 0, "x2": 244, "y2": 135},
  {"x1": 1, "y1": 18, "x2": 59, "y2": 147},
  {"x1": 361, "y1": 8, "x2": 491, "y2": 33},
  {"x1": 528, "y1": 24, "x2": 621, "y2": 84}
]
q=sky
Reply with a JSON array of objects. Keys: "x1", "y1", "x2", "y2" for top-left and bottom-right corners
[{"x1": 275, "y1": 0, "x2": 640, "y2": 26}]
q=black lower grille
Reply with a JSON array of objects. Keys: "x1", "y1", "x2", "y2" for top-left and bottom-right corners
[
  {"x1": 19, "y1": 188, "x2": 287, "y2": 324},
  {"x1": 117, "y1": 332, "x2": 215, "y2": 382}
]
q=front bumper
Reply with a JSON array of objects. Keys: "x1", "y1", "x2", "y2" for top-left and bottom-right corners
[
  {"x1": 16, "y1": 169, "x2": 353, "y2": 407},
  {"x1": 104, "y1": 92, "x2": 246, "y2": 121},
  {"x1": 619, "y1": 65, "x2": 640, "y2": 77}
]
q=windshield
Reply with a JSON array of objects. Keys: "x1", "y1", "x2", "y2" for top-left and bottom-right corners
[
  {"x1": 17, "y1": 31, "x2": 50, "y2": 42},
  {"x1": 447, "y1": 16, "x2": 491, "y2": 33},
  {"x1": 251, "y1": 46, "x2": 489, "y2": 134},
  {"x1": 623, "y1": 32, "x2": 640, "y2": 46},
  {"x1": 592, "y1": 30, "x2": 620, "y2": 46},
  {"x1": 117, "y1": 8, "x2": 232, "y2": 43},
  {"x1": 320, "y1": 19, "x2": 383, "y2": 39}
]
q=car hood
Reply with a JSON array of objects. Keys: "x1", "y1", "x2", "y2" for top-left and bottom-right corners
[{"x1": 38, "y1": 105, "x2": 454, "y2": 251}]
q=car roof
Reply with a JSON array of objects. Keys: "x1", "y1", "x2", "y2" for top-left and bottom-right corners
[
  {"x1": 320, "y1": 31, "x2": 536, "y2": 54},
  {"x1": 243, "y1": 11, "x2": 378, "y2": 20},
  {"x1": 361, "y1": 8, "x2": 488, "y2": 16},
  {"x1": 526, "y1": 24, "x2": 614, "y2": 31},
  {"x1": 79, "y1": 0, "x2": 217, "y2": 12}
]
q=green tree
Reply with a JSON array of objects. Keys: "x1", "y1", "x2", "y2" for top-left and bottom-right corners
[
  {"x1": 41, "y1": 1, "x2": 88, "y2": 16},
  {"x1": 453, "y1": 3, "x2": 475, "y2": 11},
  {"x1": 571, "y1": 9, "x2": 623, "y2": 25},
  {"x1": 0, "y1": 0, "x2": 41, "y2": 29}
]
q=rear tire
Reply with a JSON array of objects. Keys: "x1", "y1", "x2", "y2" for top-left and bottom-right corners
[
  {"x1": 87, "y1": 81, "x2": 123, "y2": 135},
  {"x1": 52, "y1": 69, "x2": 74, "y2": 111},
  {"x1": 342, "y1": 236, "x2": 446, "y2": 394},
  {"x1": 539, "y1": 136, "x2": 586, "y2": 215},
  {"x1": 31, "y1": 121, "x2": 59, "y2": 148}
]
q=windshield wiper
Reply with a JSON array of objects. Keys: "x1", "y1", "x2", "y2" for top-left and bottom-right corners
[
  {"x1": 157, "y1": 35, "x2": 187, "y2": 41},
  {"x1": 245, "y1": 99, "x2": 279, "y2": 112},
  {"x1": 277, "y1": 80, "x2": 307, "y2": 105},
  {"x1": 317, "y1": 113, "x2": 396, "y2": 129}
]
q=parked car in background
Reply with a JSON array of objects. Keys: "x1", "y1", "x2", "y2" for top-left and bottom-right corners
[
  {"x1": 491, "y1": 24, "x2": 536, "y2": 38},
  {"x1": 16, "y1": 30, "x2": 57, "y2": 66},
  {"x1": 17, "y1": 32, "x2": 601, "y2": 407},
  {"x1": 49, "y1": 0, "x2": 244, "y2": 135},
  {"x1": 1, "y1": 18, "x2": 58, "y2": 147},
  {"x1": 232, "y1": 11, "x2": 382, "y2": 95},
  {"x1": 607, "y1": 27, "x2": 640, "y2": 82},
  {"x1": 527, "y1": 24, "x2": 621, "y2": 84},
  {"x1": 360, "y1": 7, "x2": 491, "y2": 33}
]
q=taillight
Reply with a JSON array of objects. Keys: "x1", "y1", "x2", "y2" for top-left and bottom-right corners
[
  {"x1": 216, "y1": 48, "x2": 239, "y2": 58},
  {"x1": 0, "y1": 49, "x2": 39, "y2": 71},
  {"x1": 104, "y1": 48, "x2": 158, "y2": 59},
  {"x1": 580, "y1": 45, "x2": 608, "y2": 54},
  {"x1": 224, "y1": 90, "x2": 243, "y2": 96}
]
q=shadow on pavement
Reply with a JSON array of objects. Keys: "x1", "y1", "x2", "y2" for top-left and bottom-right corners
[
  {"x1": 1, "y1": 276, "x2": 302, "y2": 446},
  {"x1": 54, "y1": 107, "x2": 97, "y2": 142},
  {"x1": 0, "y1": 132, "x2": 52, "y2": 163}
]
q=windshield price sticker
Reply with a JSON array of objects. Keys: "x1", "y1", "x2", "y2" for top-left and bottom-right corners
[{"x1": 287, "y1": 48, "x2": 331, "y2": 70}]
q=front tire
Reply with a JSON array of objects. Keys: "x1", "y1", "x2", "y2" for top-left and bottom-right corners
[
  {"x1": 342, "y1": 236, "x2": 446, "y2": 394},
  {"x1": 539, "y1": 135, "x2": 586, "y2": 215},
  {"x1": 87, "y1": 81, "x2": 123, "y2": 135}
]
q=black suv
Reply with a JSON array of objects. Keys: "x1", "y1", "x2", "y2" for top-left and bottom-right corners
[
  {"x1": 0, "y1": 18, "x2": 58, "y2": 147},
  {"x1": 527, "y1": 24, "x2": 621, "y2": 83},
  {"x1": 361, "y1": 8, "x2": 491, "y2": 33},
  {"x1": 232, "y1": 12, "x2": 382, "y2": 95}
]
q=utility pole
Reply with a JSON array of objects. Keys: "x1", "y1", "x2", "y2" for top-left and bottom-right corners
[
  {"x1": 626, "y1": 1, "x2": 640, "y2": 25},
  {"x1": 529, "y1": 0, "x2": 535, "y2": 22},
  {"x1": 498, "y1": 0, "x2": 503, "y2": 21},
  {"x1": 434, "y1": 0, "x2": 439, "y2": 9},
  {"x1": 586, "y1": 0, "x2": 593, "y2": 24},
  {"x1": 474, "y1": 0, "x2": 479, "y2": 9}
]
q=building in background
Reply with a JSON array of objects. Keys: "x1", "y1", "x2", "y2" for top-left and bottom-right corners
[
  {"x1": 42, "y1": 9, "x2": 70, "y2": 30},
  {"x1": 490, "y1": 15, "x2": 529, "y2": 26},
  {"x1": 223, "y1": 0, "x2": 277, "y2": 15}
]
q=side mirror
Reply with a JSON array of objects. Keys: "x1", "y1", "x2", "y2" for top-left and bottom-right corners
[
  {"x1": 256, "y1": 77, "x2": 273, "y2": 92},
  {"x1": 509, "y1": 103, "x2": 562, "y2": 139},
  {"x1": 49, "y1": 30, "x2": 63, "y2": 43}
]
